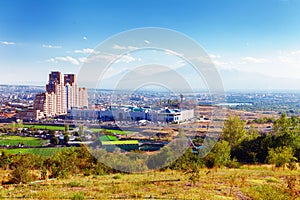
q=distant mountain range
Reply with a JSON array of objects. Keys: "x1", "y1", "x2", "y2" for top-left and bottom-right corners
[{"x1": 2, "y1": 67, "x2": 300, "y2": 92}]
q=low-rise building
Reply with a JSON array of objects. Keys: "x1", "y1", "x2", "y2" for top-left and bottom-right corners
[{"x1": 68, "y1": 106, "x2": 194, "y2": 123}]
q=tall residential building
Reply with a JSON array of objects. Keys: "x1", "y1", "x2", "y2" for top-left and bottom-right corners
[
  {"x1": 45, "y1": 71, "x2": 66, "y2": 115},
  {"x1": 34, "y1": 71, "x2": 88, "y2": 117},
  {"x1": 78, "y1": 87, "x2": 88, "y2": 108},
  {"x1": 64, "y1": 74, "x2": 78, "y2": 110}
]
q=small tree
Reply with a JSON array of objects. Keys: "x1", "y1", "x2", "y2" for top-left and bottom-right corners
[
  {"x1": 11, "y1": 122, "x2": 16, "y2": 133},
  {"x1": 64, "y1": 134, "x2": 70, "y2": 145},
  {"x1": 213, "y1": 140, "x2": 231, "y2": 168},
  {"x1": 222, "y1": 115, "x2": 247, "y2": 149},
  {"x1": 203, "y1": 140, "x2": 232, "y2": 169},
  {"x1": 79, "y1": 124, "x2": 84, "y2": 135}
]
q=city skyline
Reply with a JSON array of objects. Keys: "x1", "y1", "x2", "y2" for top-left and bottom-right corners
[{"x1": 1, "y1": 0, "x2": 300, "y2": 90}]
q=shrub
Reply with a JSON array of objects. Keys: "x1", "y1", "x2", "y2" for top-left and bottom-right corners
[
  {"x1": 267, "y1": 146, "x2": 297, "y2": 169},
  {"x1": 9, "y1": 155, "x2": 32, "y2": 184}
]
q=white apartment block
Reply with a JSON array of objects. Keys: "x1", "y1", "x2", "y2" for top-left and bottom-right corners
[{"x1": 33, "y1": 71, "x2": 88, "y2": 118}]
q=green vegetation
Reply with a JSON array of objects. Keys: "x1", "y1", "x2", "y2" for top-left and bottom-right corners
[
  {"x1": 225, "y1": 114, "x2": 300, "y2": 167},
  {"x1": 222, "y1": 115, "x2": 247, "y2": 149},
  {"x1": 253, "y1": 116, "x2": 276, "y2": 124},
  {"x1": 267, "y1": 146, "x2": 297, "y2": 169},
  {"x1": 99, "y1": 135, "x2": 118, "y2": 141},
  {"x1": 1, "y1": 123, "x2": 67, "y2": 131},
  {"x1": 89, "y1": 128, "x2": 135, "y2": 135},
  {"x1": 23, "y1": 124, "x2": 73, "y2": 131},
  {"x1": 0, "y1": 135, "x2": 45, "y2": 146},
  {"x1": 0, "y1": 114, "x2": 300, "y2": 199},
  {"x1": 3, "y1": 147, "x2": 65, "y2": 156}
]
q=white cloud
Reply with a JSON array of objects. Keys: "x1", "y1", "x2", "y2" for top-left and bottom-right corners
[
  {"x1": 78, "y1": 57, "x2": 87, "y2": 63},
  {"x1": 241, "y1": 56, "x2": 271, "y2": 64},
  {"x1": 209, "y1": 54, "x2": 221, "y2": 59},
  {"x1": 42, "y1": 44, "x2": 62, "y2": 49},
  {"x1": 190, "y1": 56, "x2": 212, "y2": 64},
  {"x1": 83, "y1": 36, "x2": 88, "y2": 40},
  {"x1": 277, "y1": 50, "x2": 300, "y2": 64},
  {"x1": 170, "y1": 60, "x2": 186, "y2": 68},
  {"x1": 0, "y1": 41, "x2": 15, "y2": 45},
  {"x1": 278, "y1": 56, "x2": 292, "y2": 63},
  {"x1": 291, "y1": 50, "x2": 300, "y2": 55},
  {"x1": 48, "y1": 56, "x2": 80, "y2": 65},
  {"x1": 144, "y1": 40, "x2": 150, "y2": 44},
  {"x1": 164, "y1": 49, "x2": 184, "y2": 57},
  {"x1": 208, "y1": 54, "x2": 236, "y2": 70},
  {"x1": 74, "y1": 48, "x2": 95, "y2": 54},
  {"x1": 112, "y1": 45, "x2": 126, "y2": 50},
  {"x1": 112, "y1": 44, "x2": 138, "y2": 51},
  {"x1": 115, "y1": 54, "x2": 136, "y2": 63}
]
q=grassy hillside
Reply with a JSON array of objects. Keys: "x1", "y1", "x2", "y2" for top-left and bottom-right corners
[{"x1": 0, "y1": 166, "x2": 299, "y2": 199}]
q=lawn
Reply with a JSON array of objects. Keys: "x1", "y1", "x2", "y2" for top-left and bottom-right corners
[
  {"x1": 0, "y1": 166, "x2": 299, "y2": 199},
  {"x1": 0, "y1": 135, "x2": 46, "y2": 146},
  {"x1": 2, "y1": 147, "x2": 63, "y2": 156}
]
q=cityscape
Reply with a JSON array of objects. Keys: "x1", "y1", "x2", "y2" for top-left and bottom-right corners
[{"x1": 1, "y1": 0, "x2": 300, "y2": 199}]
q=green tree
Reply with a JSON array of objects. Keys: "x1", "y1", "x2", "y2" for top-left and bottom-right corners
[
  {"x1": 222, "y1": 115, "x2": 247, "y2": 149},
  {"x1": 213, "y1": 140, "x2": 231, "y2": 168},
  {"x1": 233, "y1": 134, "x2": 276, "y2": 163},
  {"x1": 246, "y1": 124, "x2": 259, "y2": 141},
  {"x1": 267, "y1": 146, "x2": 297, "y2": 169},
  {"x1": 273, "y1": 113, "x2": 300, "y2": 152},
  {"x1": 203, "y1": 140, "x2": 232, "y2": 169}
]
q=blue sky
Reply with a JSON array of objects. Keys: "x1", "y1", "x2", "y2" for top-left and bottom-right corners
[{"x1": 1, "y1": 0, "x2": 300, "y2": 90}]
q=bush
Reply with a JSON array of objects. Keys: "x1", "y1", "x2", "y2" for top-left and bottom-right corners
[
  {"x1": 9, "y1": 155, "x2": 32, "y2": 184},
  {"x1": 225, "y1": 157, "x2": 241, "y2": 168},
  {"x1": 267, "y1": 146, "x2": 297, "y2": 168},
  {"x1": 0, "y1": 150, "x2": 11, "y2": 169}
]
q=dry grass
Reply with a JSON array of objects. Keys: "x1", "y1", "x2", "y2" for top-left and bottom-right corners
[{"x1": 0, "y1": 166, "x2": 299, "y2": 199}]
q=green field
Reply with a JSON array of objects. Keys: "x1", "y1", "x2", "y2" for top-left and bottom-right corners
[
  {"x1": 2, "y1": 147, "x2": 63, "y2": 156},
  {"x1": 0, "y1": 135, "x2": 46, "y2": 146},
  {"x1": 23, "y1": 124, "x2": 73, "y2": 131},
  {"x1": 89, "y1": 128, "x2": 135, "y2": 135}
]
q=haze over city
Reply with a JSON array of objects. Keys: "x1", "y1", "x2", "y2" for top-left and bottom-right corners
[{"x1": 1, "y1": 0, "x2": 300, "y2": 90}]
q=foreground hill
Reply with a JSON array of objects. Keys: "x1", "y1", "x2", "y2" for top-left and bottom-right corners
[{"x1": 1, "y1": 166, "x2": 299, "y2": 199}]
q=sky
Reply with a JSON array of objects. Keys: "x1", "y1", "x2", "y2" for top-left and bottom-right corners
[{"x1": 0, "y1": 0, "x2": 300, "y2": 90}]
